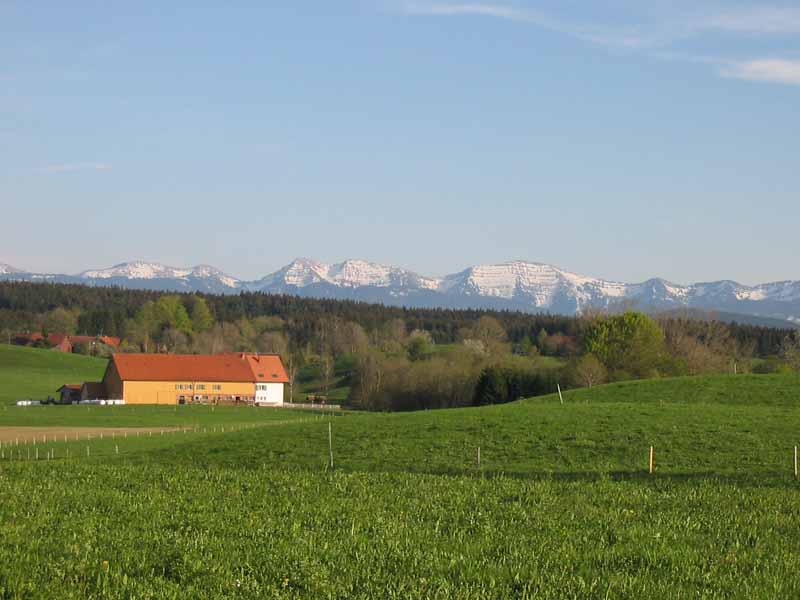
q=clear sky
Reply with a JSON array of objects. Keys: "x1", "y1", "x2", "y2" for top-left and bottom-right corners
[{"x1": 1, "y1": 1, "x2": 798, "y2": 284}]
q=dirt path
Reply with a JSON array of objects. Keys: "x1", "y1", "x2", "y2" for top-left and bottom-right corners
[{"x1": 0, "y1": 426, "x2": 183, "y2": 444}]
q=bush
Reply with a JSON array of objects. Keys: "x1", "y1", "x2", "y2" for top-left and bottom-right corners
[
  {"x1": 752, "y1": 358, "x2": 794, "y2": 374},
  {"x1": 473, "y1": 364, "x2": 561, "y2": 406}
]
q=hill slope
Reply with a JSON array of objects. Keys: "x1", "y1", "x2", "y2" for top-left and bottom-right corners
[
  {"x1": 134, "y1": 373, "x2": 800, "y2": 481},
  {"x1": 0, "y1": 344, "x2": 108, "y2": 405}
]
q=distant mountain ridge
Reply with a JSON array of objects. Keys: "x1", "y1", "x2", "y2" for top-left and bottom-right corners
[{"x1": 2, "y1": 258, "x2": 799, "y2": 324}]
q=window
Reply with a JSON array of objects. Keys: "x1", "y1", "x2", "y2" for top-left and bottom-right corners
[
  {"x1": 212, "y1": 385, "x2": 221, "y2": 391},
  {"x1": 196, "y1": 384, "x2": 206, "y2": 391}
]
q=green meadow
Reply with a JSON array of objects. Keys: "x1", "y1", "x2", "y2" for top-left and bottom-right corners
[
  {"x1": 1, "y1": 345, "x2": 800, "y2": 597},
  {"x1": 0, "y1": 344, "x2": 108, "y2": 406}
]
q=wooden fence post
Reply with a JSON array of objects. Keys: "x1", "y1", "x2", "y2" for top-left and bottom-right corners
[
  {"x1": 328, "y1": 422, "x2": 334, "y2": 469},
  {"x1": 557, "y1": 384, "x2": 564, "y2": 405},
  {"x1": 795, "y1": 446, "x2": 798, "y2": 479},
  {"x1": 649, "y1": 446, "x2": 654, "y2": 475}
]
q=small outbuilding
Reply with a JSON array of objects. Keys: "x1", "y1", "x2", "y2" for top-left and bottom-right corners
[{"x1": 56, "y1": 384, "x2": 81, "y2": 404}]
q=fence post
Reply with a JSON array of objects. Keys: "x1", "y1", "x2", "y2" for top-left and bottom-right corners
[
  {"x1": 557, "y1": 384, "x2": 564, "y2": 405},
  {"x1": 649, "y1": 446, "x2": 655, "y2": 475},
  {"x1": 328, "y1": 422, "x2": 334, "y2": 469},
  {"x1": 795, "y1": 446, "x2": 798, "y2": 479}
]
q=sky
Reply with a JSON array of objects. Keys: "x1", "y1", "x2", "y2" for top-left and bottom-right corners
[{"x1": 1, "y1": 1, "x2": 798, "y2": 285}]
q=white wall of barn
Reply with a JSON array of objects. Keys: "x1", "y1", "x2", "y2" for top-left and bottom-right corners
[{"x1": 255, "y1": 382, "x2": 284, "y2": 405}]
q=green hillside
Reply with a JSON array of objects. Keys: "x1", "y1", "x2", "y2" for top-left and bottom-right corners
[
  {"x1": 134, "y1": 373, "x2": 800, "y2": 481},
  {"x1": 0, "y1": 344, "x2": 108, "y2": 405},
  {"x1": 1, "y1": 373, "x2": 800, "y2": 597}
]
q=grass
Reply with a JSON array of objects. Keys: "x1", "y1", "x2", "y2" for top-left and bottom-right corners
[
  {"x1": 0, "y1": 344, "x2": 107, "y2": 405},
  {"x1": 2, "y1": 349, "x2": 800, "y2": 597},
  {"x1": 0, "y1": 403, "x2": 318, "y2": 428},
  {"x1": 2, "y1": 465, "x2": 799, "y2": 599}
]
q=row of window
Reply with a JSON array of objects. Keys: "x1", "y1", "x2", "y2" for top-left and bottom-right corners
[
  {"x1": 256, "y1": 384, "x2": 275, "y2": 391},
  {"x1": 177, "y1": 395, "x2": 255, "y2": 403},
  {"x1": 174, "y1": 384, "x2": 223, "y2": 391}
]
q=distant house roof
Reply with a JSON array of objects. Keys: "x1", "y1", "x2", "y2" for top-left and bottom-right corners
[
  {"x1": 14, "y1": 332, "x2": 120, "y2": 348},
  {"x1": 47, "y1": 333, "x2": 68, "y2": 346},
  {"x1": 110, "y1": 353, "x2": 289, "y2": 383}
]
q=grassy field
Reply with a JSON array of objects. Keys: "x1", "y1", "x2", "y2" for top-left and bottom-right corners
[
  {"x1": 1, "y1": 350, "x2": 800, "y2": 597},
  {"x1": 0, "y1": 344, "x2": 108, "y2": 405}
]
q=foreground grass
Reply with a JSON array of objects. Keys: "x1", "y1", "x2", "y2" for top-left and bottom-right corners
[
  {"x1": 1, "y1": 464, "x2": 799, "y2": 599},
  {"x1": 0, "y1": 344, "x2": 107, "y2": 405},
  {"x1": 1, "y1": 373, "x2": 799, "y2": 597}
]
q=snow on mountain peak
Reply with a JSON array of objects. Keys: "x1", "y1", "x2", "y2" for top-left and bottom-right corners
[
  {"x1": 0, "y1": 263, "x2": 22, "y2": 275},
  {"x1": 268, "y1": 258, "x2": 440, "y2": 290},
  {"x1": 441, "y1": 261, "x2": 630, "y2": 310},
  {"x1": 188, "y1": 265, "x2": 241, "y2": 288},
  {"x1": 80, "y1": 261, "x2": 191, "y2": 280},
  {"x1": 77, "y1": 261, "x2": 239, "y2": 287}
]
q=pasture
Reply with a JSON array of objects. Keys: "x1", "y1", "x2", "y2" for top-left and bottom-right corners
[
  {"x1": 0, "y1": 344, "x2": 107, "y2": 405},
  {"x1": 0, "y1": 350, "x2": 799, "y2": 597}
]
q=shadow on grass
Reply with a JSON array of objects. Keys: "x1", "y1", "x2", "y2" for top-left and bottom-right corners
[{"x1": 469, "y1": 468, "x2": 799, "y2": 487}]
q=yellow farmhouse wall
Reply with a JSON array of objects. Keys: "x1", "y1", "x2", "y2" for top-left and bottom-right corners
[{"x1": 122, "y1": 381, "x2": 256, "y2": 405}]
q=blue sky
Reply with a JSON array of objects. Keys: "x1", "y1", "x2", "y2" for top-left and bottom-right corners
[{"x1": 1, "y1": 1, "x2": 798, "y2": 284}]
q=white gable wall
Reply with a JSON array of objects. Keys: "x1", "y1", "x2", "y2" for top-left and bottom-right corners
[{"x1": 255, "y1": 382, "x2": 284, "y2": 405}]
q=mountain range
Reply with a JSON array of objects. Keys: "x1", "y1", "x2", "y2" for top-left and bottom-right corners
[{"x1": 2, "y1": 259, "x2": 799, "y2": 326}]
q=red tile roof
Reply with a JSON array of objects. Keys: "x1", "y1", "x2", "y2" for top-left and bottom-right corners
[
  {"x1": 241, "y1": 353, "x2": 289, "y2": 383},
  {"x1": 111, "y1": 353, "x2": 289, "y2": 383},
  {"x1": 47, "y1": 333, "x2": 68, "y2": 346}
]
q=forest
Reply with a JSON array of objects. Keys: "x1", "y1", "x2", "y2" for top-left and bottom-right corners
[{"x1": 1, "y1": 281, "x2": 799, "y2": 411}]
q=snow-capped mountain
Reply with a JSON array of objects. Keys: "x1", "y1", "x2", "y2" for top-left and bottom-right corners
[
  {"x1": 1, "y1": 261, "x2": 241, "y2": 294},
  {"x1": 78, "y1": 262, "x2": 241, "y2": 292},
  {"x1": 254, "y1": 258, "x2": 439, "y2": 292},
  {"x1": 2, "y1": 258, "x2": 799, "y2": 324},
  {"x1": 0, "y1": 263, "x2": 22, "y2": 275}
]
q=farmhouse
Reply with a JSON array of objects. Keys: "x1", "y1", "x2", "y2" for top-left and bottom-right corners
[{"x1": 98, "y1": 353, "x2": 289, "y2": 406}]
